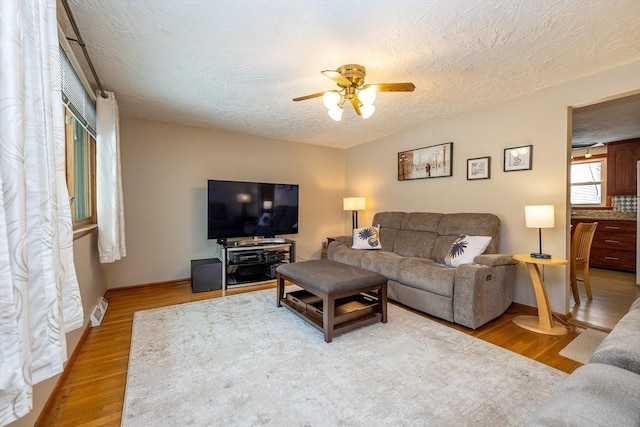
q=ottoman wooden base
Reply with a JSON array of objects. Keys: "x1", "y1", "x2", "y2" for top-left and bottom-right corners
[{"x1": 276, "y1": 260, "x2": 388, "y2": 343}]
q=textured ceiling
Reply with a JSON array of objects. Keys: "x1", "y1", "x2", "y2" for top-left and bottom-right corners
[
  {"x1": 572, "y1": 93, "x2": 640, "y2": 148},
  {"x1": 58, "y1": 0, "x2": 640, "y2": 149}
]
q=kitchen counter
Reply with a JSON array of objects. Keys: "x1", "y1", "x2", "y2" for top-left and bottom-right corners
[{"x1": 571, "y1": 210, "x2": 636, "y2": 221}]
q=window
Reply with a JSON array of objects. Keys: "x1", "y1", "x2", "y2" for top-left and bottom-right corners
[
  {"x1": 570, "y1": 160, "x2": 605, "y2": 206},
  {"x1": 60, "y1": 45, "x2": 97, "y2": 232},
  {"x1": 65, "y1": 108, "x2": 96, "y2": 228}
]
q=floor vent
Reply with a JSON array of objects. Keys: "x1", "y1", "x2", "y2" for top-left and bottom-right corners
[{"x1": 90, "y1": 296, "x2": 108, "y2": 327}]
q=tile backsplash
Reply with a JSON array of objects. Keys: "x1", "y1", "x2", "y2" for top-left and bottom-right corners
[{"x1": 612, "y1": 195, "x2": 637, "y2": 212}]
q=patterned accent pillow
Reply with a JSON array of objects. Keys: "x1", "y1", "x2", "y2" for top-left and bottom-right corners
[
  {"x1": 352, "y1": 226, "x2": 382, "y2": 250},
  {"x1": 443, "y1": 235, "x2": 491, "y2": 267}
]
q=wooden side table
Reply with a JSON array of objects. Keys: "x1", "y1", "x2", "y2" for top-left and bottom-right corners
[{"x1": 512, "y1": 254, "x2": 569, "y2": 336}]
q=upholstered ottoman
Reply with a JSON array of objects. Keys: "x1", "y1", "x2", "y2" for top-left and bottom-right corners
[{"x1": 276, "y1": 260, "x2": 388, "y2": 342}]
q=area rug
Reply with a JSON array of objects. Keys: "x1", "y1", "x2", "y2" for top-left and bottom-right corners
[
  {"x1": 122, "y1": 288, "x2": 566, "y2": 426},
  {"x1": 559, "y1": 329, "x2": 608, "y2": 364}
]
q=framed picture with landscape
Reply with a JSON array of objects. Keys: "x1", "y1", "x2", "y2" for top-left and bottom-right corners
[
  {"x1": 398, "y1": 142, "x2": 453, "y2": 181},
  {"x1": 467, "y1": 156, "x2": 490, "y2": 180}
]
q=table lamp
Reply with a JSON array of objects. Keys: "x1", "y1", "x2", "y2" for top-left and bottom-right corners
[
  {"x1": 343, "y1": 197, "x2": 366, "y2": 229},
  {"x1": 525, "y1": 205, "x2": 555, "y2": 259}
]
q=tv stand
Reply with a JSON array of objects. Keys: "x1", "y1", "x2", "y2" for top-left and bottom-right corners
[
  {"x1": 220, "y1": 239, "x2": 295, "y2": 289},
  {"x1": 238, "y1": 237, "x2": 286, "y2": 246}
]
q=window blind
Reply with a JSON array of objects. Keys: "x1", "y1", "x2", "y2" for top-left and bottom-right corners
[{"x1": 60, "y1": 46, "x2": 96, "y2": 136}]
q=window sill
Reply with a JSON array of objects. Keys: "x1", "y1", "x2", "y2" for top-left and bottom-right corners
[{"x1": 73, "y1": 224, "x2": 98, "y2": 240}]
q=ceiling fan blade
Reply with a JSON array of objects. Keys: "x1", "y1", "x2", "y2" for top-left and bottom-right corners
[
  {"x1": 364, "y1": 82, "x2": 416, "y2": 92},
  {"x1": 351, "y1": 97, "x2": 362, "y2": 116},
  {"x1": 321, "y1": 70, "x2": 351, "y2": 87},
  {"x1": 292, "y1": 92, "x2": 325, "y2": 102}
]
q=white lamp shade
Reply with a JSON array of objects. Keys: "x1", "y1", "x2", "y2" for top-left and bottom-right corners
[
  {"x1": 262, "y1": 200, "x2": 273, "y2": 210},
  {"x1": 328, "y1": 107, "x2": 343, "y2": 121},
  {"x1": 343, "y1": 197, "x2": 366, "y2": 211},
  {"x1": 322, "y1": 91, "x2": 341, "y2": 109},
  {"x1": 358, "y1": 86, "x2": 377, "y2": 105},
  {"x1": 361, "y1": 104, "x2": 375, "y2": 119},
  {"x1": 525, "y1": 205, "x2": 555, "y2": 228}
]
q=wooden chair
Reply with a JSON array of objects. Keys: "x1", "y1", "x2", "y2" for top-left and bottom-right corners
[{"x1": 570, "y1": 222, "x2": 598, "y2": 304}]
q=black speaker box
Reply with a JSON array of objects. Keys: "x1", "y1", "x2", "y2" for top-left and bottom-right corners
[{"x1": 190, "y1": 258, "x2": 222, "y2": 293}]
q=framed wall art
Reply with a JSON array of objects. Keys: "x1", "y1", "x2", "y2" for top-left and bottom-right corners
[
  {"x1": 398, "y1": 142, "x2": 453, "y2": 181},
  {"x1": 503, "y1": 145, "x2": 532, "y2": 172},
  {"x1": 467, "y1": 156, "x2": 490, "y2": 180}
]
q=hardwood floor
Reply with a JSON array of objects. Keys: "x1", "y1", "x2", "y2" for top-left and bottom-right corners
[
  {"x1": 570, "y1": 267, "x2": 639, "y2": 330},
  {"x1": 41, "y1": 280, "x2": 584, "y2": 426}
]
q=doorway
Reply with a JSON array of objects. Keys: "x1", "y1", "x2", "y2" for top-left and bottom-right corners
[{"x1": 569, "y1": 91, "x2": 640, "y2": 330}]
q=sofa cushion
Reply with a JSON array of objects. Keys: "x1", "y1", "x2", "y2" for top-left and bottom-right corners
[
  {"x1": 378, "y1": 227, "x2": 400, "y2": 252},
  {"x1": 432, "y1": 213, "x2": 500, "y2": 261},
  {"x1": 398, "y1": 258, "x2": 456, "y2": 297},
  {"x1": 372, "y1": 212, "x2": 405, "y2": 251},
  {"x1": 352, "y1": 226, "x2": 381, "y2": 250},
  {"x1": 443, "y1": 235, "x2": 492, "y2": 267},
  {"x1": 359, "y1": 250, "x2": 404, "y2": 282},
  {"x1": 400, "y1": 212, "x2": 443, "y2": 232},
  {"x1": 589, "y1": 307, "x2": 640, "y2": 375},
  {"x1": 372, "y1": 211, "x2": 406, "y2": 229},
  {"x1": 526, "y1": 363, "x2": 640, "y2": 427},
  {"x1": 328, "y1": 241, "x2": 366, "y2": 268},
  {"x1": 394, "y1": 230, "x2": 439, "y2": 258},
  {"x1": 392, "y1": 212, "x2": 443, "y2": 258}
]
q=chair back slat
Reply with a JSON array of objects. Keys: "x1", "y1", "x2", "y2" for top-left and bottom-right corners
[
  {"x1": 570, "y1": 221, "x2": 598, "y2": 303},
  {"x1": 571, "y1": 222, "x2": 598, "y2": 266}
]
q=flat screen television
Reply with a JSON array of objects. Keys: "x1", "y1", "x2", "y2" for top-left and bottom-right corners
[{"x1": 207, "y1": 179, "x2": 299, "y2": 242}]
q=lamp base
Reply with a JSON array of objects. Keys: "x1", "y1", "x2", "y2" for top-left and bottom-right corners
[{"x1": 530, "y1": 252, "x2": 551, "y2": 259}]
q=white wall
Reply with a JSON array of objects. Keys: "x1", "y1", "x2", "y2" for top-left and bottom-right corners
[
  {"x1": 344, "y1": 61, "x2": 640, "y2": 314},
  {"x1": 105, "y1": 119, "x2": 346, "y2": 288}
]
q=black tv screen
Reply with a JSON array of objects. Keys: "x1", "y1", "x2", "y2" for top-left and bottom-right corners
[{"x1": 207, "y1": 180, "x2": 299, "y2": 241}]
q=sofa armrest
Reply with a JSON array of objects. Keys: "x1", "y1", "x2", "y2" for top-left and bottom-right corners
[
  {"x1": 589, "y1": 308, "x2": 640, "y2": 375},
  {"x1": 473, "y1": 253, "x2": 516, "y2": 267},
  {"x1": 526, "y1": 363, "x2": 640, "y2": 427},
  {"x1": 453, "y1": 262, "x2": 516, "y2": 329},
  {"x1": 327, "y1": 236, "x2": 352, "y2": 260},
  {"x1": 332, "y1": 235, "x2": 353, "y2": 245}
]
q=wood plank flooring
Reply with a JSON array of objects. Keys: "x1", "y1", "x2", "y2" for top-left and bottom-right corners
[
  {"x1": 570, "y1": 268, "x2": 639, "y2": 330},
  {"x1": 41, "y1": 280, "x2": 585, "y2": 426}
]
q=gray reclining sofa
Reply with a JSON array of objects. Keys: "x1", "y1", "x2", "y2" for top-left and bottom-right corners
[{"x1": 328, "y1": 212, "x2": 516, "y2": 329}]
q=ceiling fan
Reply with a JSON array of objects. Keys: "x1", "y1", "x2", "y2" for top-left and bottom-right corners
[{"x1": 293, "y1": 64, "x2": 415, "y2": 121}]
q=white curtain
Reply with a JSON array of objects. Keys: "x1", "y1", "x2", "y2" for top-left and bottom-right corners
[
  {"x1": 96, "y1": 91, "x2": 126, "y2": 263},
  {"x1": 0, "y1": 0, "x2": 84, "y2": 425}
]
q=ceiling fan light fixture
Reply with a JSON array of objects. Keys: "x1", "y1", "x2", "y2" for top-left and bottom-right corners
[
  {"x1": 361, "y1": 104, "x2": 375, "y2": 119},
  {"x1": 328, "y1": 107, "x2": 343, "y2": 121},
  {"x1": 293, "y1": 64, "x2": 415, "y2": 121},
  {"x1": 585, "y1": 149, "x2": 592, "y2": 158},
  {"x1": 358, "y1": 87, "x2": 376, "y2": 106},
  {"x1": 322, "y1": 91, "x2": 341, "y2": 109}
]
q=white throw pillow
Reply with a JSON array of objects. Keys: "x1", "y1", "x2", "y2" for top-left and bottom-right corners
[
  {"x1": 443, "y1": 235, "x2": 491, "y2": 267},
  {"x1": 352, "y1": 226, "x2": 382, "y2": 250}
]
